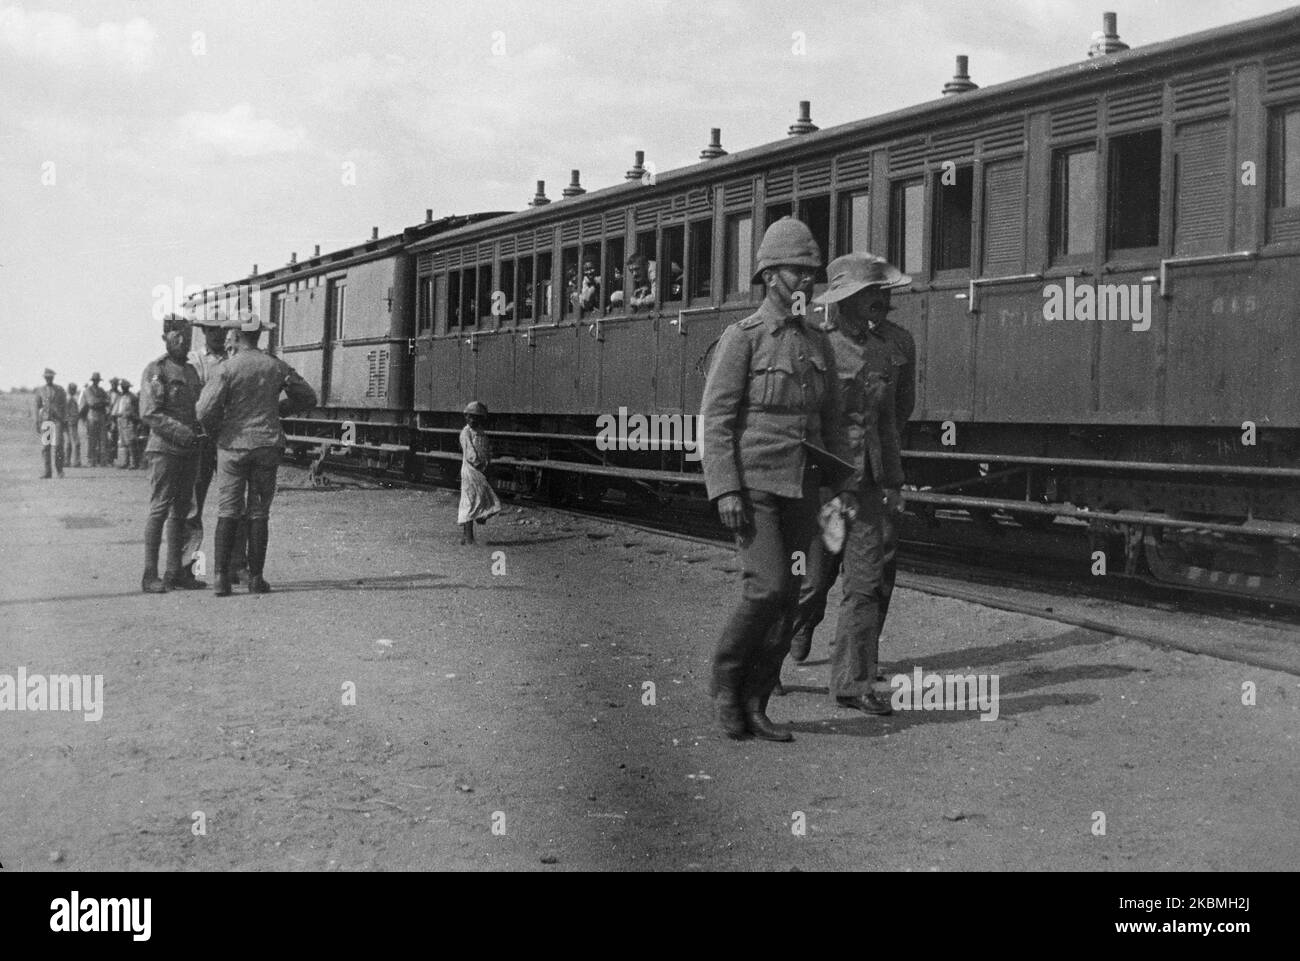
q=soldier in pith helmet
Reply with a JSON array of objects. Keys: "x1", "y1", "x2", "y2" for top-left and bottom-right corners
[
  {"x1": 80, "y1": 372, "x2": 110, "y2": 466},
  {"x1": 699, "y1": 217, "x2": 854, "y2": 742},
  {"x1": 63, "y1": 382, "x2": 82, "y2": 467}
]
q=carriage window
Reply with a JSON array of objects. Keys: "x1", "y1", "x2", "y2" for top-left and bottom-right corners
[
  {"x1": 327, "y1": 279, "x2": 347, "y2": 340},
  {"x1": 932, "y1": 165, "x2": 973, "y2": 271},
  {"x1": 536, "y1": 251, "x2": 553, "y2": 319},
  {"x1": 475, "y1": 264, "x2": 493, "y2": 326},
  {"x1": 417, "y1": 278, "x2": 432, "y2": 334},
  {"x1": 765, "y1": 201, "x2": 793, "y2": 229},
  {"x1": 799, "y1": 196, "x2": 831, "y2": 281},
  {"x1": 459, "y1": 267, "x2": 476, "y2": 328},
  {"x1": 577, "y1": 242, "x2": 601, "y2": 316},
  {"x1": 518, "y1": 257, "x2": 535, "y2": 321},
  {"x1": 1108, "y1": 129, "x2": 1162, "y2": 251},
  {"x1": 661, "y1": 224, "x2": 685, "y2": 302},
  {"x1": 497, "y1": 259, "x2": 516, "y2": 324},
  {"x1": 890, "y1": 179, "x2": 924, "y2": 275},
  {"x1": 604, "y1": 237, "x2": 626, "y2": 310},
  {"x1": 689, "y1": 219, "x2": 713, "y2": 300},
  {"x1": 446, "y1": 271, "x2": 461, "y2": 329},
  {"x1": 1268, "y1": 106, "x2": 1300, "y2": 209},
  {"x1": 724, "y1": 213, "x2": 753, "y2": 298},
  {"x1": 837, "y1": 190, "x2": 870, "y2": 257},
  {"x1": 1051, "y1": 147, "x2": 1097, "y2": 259},
  {"x1": 560, "y1": 247, "x2": 579, "y2": 318}
]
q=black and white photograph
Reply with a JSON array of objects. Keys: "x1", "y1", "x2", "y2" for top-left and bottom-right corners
[{"x1": 1, "y1": 0, "x2": 1297, "y2": 899}]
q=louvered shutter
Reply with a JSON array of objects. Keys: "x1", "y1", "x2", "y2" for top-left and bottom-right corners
[
  {"x1": 982, "y1": 159, "x2": 1025, "y2": 275},
  {"x1": 1173, "y1": 118, "x2": 1230, "y2": 255}
]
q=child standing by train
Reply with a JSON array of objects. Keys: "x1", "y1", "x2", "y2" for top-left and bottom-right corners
[{"x1": 458, "y1": 401, "x2": 501, "y2": 544}]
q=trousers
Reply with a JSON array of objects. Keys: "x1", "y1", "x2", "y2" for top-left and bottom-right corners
[
  {"x1": 39, "y1": 420, "x2": 64, "y2": 476},
  {"x1": 827, "y1": 483, "x2": 887, "y2": 699},
  {"x1": 217, "y1": 446, "x2": 281, "y2": 520},
  {"x1": 145, "y1": 451, "x2": 198, "y2": 577},
  {"x1": 63, "y1": 419, "x2": 81, "y2": 466},
  {"x1": 711, "y1": 474, "x2": 819, "y2": 702},
  {"x1": 85, "y1": 411, "x2": 107, "y2": 465}
]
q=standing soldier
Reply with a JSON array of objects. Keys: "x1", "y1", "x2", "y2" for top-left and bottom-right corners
[
  {"x1": 112, "y1": 379, "x2": 141, "y2": 470},
  {"x1": 63, "y1": 383, "x2": 83, "y2": 468},
  {"x1": 181, "y1": 311, "x2": 231, "y2": 584},
  {"x1": 196, "y1": 311, "x2": 317, "y2": 596},
  {"x1": 106, "y1": 378, "x2": 121, "y2": 464},
  {"x1": 34, "y1": 368, "x2": 67, "y2": 479},
  {"x1": 139, "y1": 314, "x2": 205, "y2": 592},
  {"x1": 784, "y1": 254, "x2": 909, "y2": 714},
  {"x1": 80, "y1": 372, "x2": 110, "y2": 466},
  {"x1": 700, "y1": 217, "x2": 853, "y2": 742}
]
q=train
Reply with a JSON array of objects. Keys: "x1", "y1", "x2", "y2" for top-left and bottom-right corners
[{"x1": 188, "y1": 10, "x2": 1300, "y2": 606}]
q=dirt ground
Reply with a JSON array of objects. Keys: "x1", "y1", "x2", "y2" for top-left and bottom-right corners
[{"x1": 1, "y1": 392, "x2": 1296, "y2": 872}]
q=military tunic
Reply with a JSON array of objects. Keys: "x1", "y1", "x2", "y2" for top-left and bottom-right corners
[
  {"x1": 34, "y1": 383, "x2": 67, "y2": 477},
  {"x1": 140, "y1": 355, "x2": 202, "y2": 578},
  {"x1": 79, "y1": 383, "x2": 110, "y2": 466}
]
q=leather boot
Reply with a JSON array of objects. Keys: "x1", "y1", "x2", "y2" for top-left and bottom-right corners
[
  {"x1": 164, "y1": 517, "x2": 206, "y2": 589},
  {"x1": 142, "y1": 515, "x2": 166, "y2": 593},
  {"x1": 714, "y1": 687, "x2": 748, "y2": 739},
  {"x1": 745, "y1": 689, "x2": 793, "y2": 742},
  {"x1": 230, "y1": 518, "x2": 249, "y2": 584},
  {"x1": 247, "y1": 519, "x2": 270, "y2": 594},
  {"x1": 213, "y1": 517, "x2": 235, "y2": 596}
]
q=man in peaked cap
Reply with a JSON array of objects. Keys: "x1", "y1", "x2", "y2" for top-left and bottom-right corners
[
  {"x1": 782, "y1": 252, "x2": 911, "y2": 715},
  {"x1": 34, "y1": 368, "x2": 67, "y2": 479},
  {"x1": 138, "y1": 314, "x2": 204, "y2": 592},
  {"x1": 196, "y1": 310, "x2": 316, "y2": 596},
  {"x1": 699, "y1": 217, "x2": 854, "y2": 742},
  {"x1": 80, "y1": 372, "x2": 110, "y2": 466}
]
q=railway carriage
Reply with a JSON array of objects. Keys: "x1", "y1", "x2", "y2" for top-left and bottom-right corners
[{"x1": 197, "y1": 10, "x2": 1300, "y2": 604}]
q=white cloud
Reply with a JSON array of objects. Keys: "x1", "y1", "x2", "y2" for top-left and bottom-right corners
[
  {"x1": 176, "y1": 103, "x2": 307, "y2": 158},
  {"x1": 0, "y1": 3, "x2": 155, "y2": 72}
]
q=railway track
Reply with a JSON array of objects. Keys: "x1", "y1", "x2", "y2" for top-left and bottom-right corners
[{"x1": 288, "y1": 453, "x2": 1300, "y2": 672}]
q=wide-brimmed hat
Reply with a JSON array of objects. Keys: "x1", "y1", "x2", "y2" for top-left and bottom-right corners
[
  {"x1": 43, "y1": 367, "x2": 55, "y2": 378},
  {"x1": 90, "y1": 372, "x2": 102, "y2": 381},
  {"x1": 222, "y1": 309, "x2": 275, "y2": 333},
  {"x1": 118, "y1": 378, "x2": 132, "y2": 389},
  {"x1": 464, "y1": 401, "x2": 489, "y2": 417},
  {"x1": 191, "y1": 308, "x2": 226, "y2": 329},
  {"x1": 813, "y1": 253, "x2": 911, "y2": 305},
  {"x1": 752, "y1": 217, "x2": 822, "y2": 284}
]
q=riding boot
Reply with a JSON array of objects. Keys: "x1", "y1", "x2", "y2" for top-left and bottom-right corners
[
  {"x1": 247, "y1": 519, "x2": 270, "y2": 594},
  {"x1": 142, "y1": 514, "x2": 166, "y2": 593},
  {"x1": 744, "y1": 688, "x2": 793, "y2": 742},
  {"x1": 41, "y1": 447, "x2": 52, "y2": 479},
  {"x1": 163, "y1": 517, "x2": 206, "y2": 589},
  {"x1": 713, "y1": 686, "x2": 748, "y2": 739},
  {"x1": 230, "y1": 518, "x2": 249, "y2": 584},
  {"x1": 212, "y1": 517, "x2": 235, "y2": 596}
]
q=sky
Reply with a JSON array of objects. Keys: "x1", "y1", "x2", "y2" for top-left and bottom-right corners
[{"x1": 1, "y1": 0, "x2": 1295, "y2": 389}]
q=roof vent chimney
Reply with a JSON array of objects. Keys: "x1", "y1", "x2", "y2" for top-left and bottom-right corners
[
  {"x1": 562, "y1": 169, "x2": 586, "y2": 198},
  {"x1": 1089, "y1": 12, "x2": 1129, "y2": 57},
  {"x1": 529, "y1": 180, "x2": 551, "y2": 206},
  {"x1": 313, "y1": 244, "x2": 321, "y2": 257},
  {"x1": 290, "y1": 252, "x2": 297, "y2": 265},
  {"x1": 942, "y1": 55, "x2": 978, "y2": 95},
  {"x1": 371, "y1": 227, "x2": 379, "y2": 240},
  {"x1": 252, "y1": 264, "x2": 258, "y2": 275},
  {"x1": 788, "y1": 101, "x2": 819, "y2": 136},
  {"x1": 700, "y1": 128, "x2": 728, "y2": 159},
  {"x1": 625, "y1": 150, "x2": 646, "y2": 181}
]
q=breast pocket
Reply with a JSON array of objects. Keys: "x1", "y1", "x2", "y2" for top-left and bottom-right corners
[{"x1": 749, "y1": 357, "x2": 798, "y2": 408}]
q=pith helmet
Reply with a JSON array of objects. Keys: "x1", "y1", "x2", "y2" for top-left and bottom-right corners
[
  {"x1": 464, "y1": 401, "x2": 489, "y2": 417},
  {"x1": 813, "y1": 253, "x2": 911, "y2": 305},
  {"x1": 752, "y1": 216, "x2": 822, "y2": 284}
]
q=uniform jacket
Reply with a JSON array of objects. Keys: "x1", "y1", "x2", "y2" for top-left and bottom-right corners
[
  {"x1": 701, "y1": 299, "x2": 850, "y2": 501},
  {"x1": 877, "y1": 319, "x2": 916, "y2": 426},
  {"x1": 826, "y1": 325, "x2": 905, "y2": 490},
  {"x1": 34, "y1": 384, "x2": 67, "y2": 427},
  {"x1": 195, "y1": 347, "x2": 317, "y2": 450},
  {"x1": 112, "y1": 392, "x2": 138, "y2": 421},
  {"x1": 188, "y1": 346, "x2": 226, "y2": 387},
  {"x1": 141, "y1": 354, "x2": 202, "y2": 455},
  {"x1": 79, "y1": 384, "x2": 109, "y2": 417},
  {"x1": 63, "y1": 394, "x2": 80, "y2": 426}
]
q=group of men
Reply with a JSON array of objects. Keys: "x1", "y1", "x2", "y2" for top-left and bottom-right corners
[
  {"x1": 34, "y1": 371, "x2": 145, "y2": 476},
  {"x1": 701, "y1": 217, "x2": 915, "y2": 742},
  {"x1": 36, "y1": 309, "x2": 317, "y2": 597}
]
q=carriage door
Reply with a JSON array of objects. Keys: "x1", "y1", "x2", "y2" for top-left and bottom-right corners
[{"x1": 322, "y1": 276, "x2": 346, "y2": 405}]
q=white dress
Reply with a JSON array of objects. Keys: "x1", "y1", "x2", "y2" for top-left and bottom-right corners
[{"x1": 457, "y1": 425, "x2": 502, "y2": 524}]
